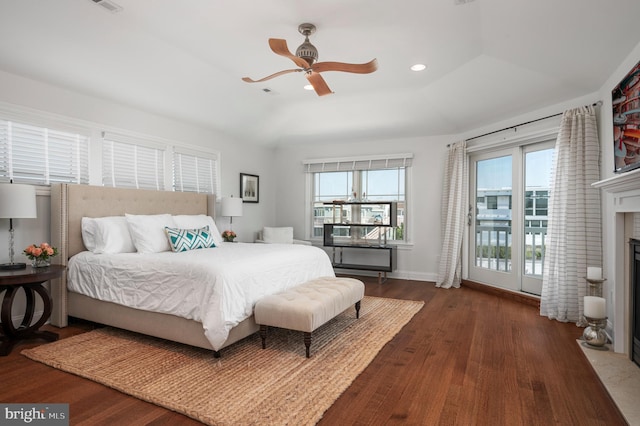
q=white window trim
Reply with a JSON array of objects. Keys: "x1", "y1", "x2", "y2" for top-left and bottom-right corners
[
  {"x1": 303, "y1": 153, "x2": 413, "y2": 244},
  {"x1": 303, "y1": 153, "x2": 413, "y2": 172}
]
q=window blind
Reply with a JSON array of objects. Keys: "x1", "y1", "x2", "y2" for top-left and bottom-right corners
[
  {"x1": 102, "y1": 132, "x2": 165, "y2": 190},
  {"x1": 0, "y1": 120, "x2": 89, "y2": 185},
  {"x1": 303, "y1": 153, "x2": 413, "y2": 173},
  {"x1": 173, "y1": 147, "x2": 219, "y2": 195}
]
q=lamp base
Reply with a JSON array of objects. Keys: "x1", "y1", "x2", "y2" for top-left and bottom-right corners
[{"x1": 0, "y1": 262, "x2": 27, "y2": 271}]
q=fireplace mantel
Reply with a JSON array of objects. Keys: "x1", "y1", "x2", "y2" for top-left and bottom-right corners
[{"x1": 593, "y1": 167, "x2": 640, "y2": 194}]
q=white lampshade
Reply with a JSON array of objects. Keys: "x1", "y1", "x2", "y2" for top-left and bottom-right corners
[
  {"x1": 221, "y1": 196, "x2": 243, "y2": 217},
  {"x1": 0, "y1": 183, "x2": 37, "y2": 218}
]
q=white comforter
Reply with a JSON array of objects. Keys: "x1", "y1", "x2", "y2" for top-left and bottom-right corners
[{"x1": 67, "y1": 242, "x2": 335, "y2": 350}]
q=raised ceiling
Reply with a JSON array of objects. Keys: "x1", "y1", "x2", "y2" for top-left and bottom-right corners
[{"x1": 1, "y1": 0, "x2": 639, "y2": 146}]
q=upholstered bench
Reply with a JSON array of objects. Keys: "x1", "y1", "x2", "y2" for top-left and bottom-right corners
[{"x1": 254, "y1": 276, "x2": 365, "y2": 358}]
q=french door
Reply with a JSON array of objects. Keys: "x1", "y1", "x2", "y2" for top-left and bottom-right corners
[{"x1": 468, "y1": 141, "x2": 554, "y2": 295}]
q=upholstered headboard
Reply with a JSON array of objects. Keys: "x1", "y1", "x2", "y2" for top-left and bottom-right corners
[{"x1": 49, "y1": 183, "x2": 215, "y2": 326}]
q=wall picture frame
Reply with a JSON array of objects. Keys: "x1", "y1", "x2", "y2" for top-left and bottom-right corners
[
  {"x1": 612, "y1": 59, "x2": 640, "y2": 173},
  {"x1": 240, "y1": 173, "x2": 259, "y2": 203}
]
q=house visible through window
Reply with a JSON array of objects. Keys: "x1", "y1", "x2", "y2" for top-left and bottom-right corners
[{"x1": 305, "y1": 154, "x2": 411, "y2": 242}]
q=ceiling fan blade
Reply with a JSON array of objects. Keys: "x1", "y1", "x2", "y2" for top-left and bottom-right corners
[
  {"x1": 306, "y1": 72, "x2": 333, "y2": 96},
  {"x1": 311, "y1": 59, "x2": 378, "y2": 74},
  {"x1": 242, "y1": 68, "x2": 302, "y2": 83},
  {"x1": 268, "y1": 38, "x2": 310, "y2": 69}
]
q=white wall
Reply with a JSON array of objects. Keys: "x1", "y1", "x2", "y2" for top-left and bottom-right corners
[{"x1": 273, "y1": 135, "x2": 454, "y2": 281}]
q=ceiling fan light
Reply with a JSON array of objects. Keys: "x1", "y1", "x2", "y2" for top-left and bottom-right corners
[
  {"x1": 304, "y1": 84, "x2": 314, "y2": 91},
  {"x1": 411, "y1": 63, "x2": 427, "y2": 71}
]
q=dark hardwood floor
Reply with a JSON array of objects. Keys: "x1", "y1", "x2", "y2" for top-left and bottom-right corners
[{"x1": 0, "y1": 277, "x2": 626, "y2": 425}]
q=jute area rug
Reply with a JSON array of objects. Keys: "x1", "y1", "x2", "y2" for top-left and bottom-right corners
[{"x1": 22, "y1": 296, "x2": 423, "y2": 426}]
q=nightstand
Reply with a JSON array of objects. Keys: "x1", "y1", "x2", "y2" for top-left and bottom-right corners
[{"x1": 0, "y1": 264, "x2": 65, "y2": 355}]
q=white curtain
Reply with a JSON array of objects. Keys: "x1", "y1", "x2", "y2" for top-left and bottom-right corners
[
  {"x1": 436, "y1": 141, "x2": 468, "y2": 289},
  {"x1": 540, "y1": 106, "x2": 601, "y2": 325}
]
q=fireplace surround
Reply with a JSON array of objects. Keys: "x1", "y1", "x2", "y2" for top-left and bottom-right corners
[{"x1": 594, "y1": 167, "x2": 640, "y2": 357}]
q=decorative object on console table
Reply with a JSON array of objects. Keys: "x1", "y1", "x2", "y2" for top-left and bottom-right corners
[
  {"x1": 240, "y1": 173, "x2": 259, "y2": 203},
  {"x1": 0, "y1": 182, "x2": 37, "y2": 270},
  {"x1": 24, "y1": 242, "x2": 58, "y2": 268},
  {"x1": 221, "y1": 195, "x2": 243, "y2": 234},
  {"x1": 0, "y1": 264, "x2": 65, "y2": 355}
]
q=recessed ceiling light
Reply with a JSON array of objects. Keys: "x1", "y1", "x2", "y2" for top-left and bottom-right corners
[
  {"x1": 411, "y1": 64, "x2": 427, "y2": 72},
  {"x1": 304, "y1": 84, "x2": 314, "y2": 91}
]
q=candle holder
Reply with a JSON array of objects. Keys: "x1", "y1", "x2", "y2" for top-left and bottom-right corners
[
  {"x1": 586, "y1": 278, "x2": 606, "y2": 298},
  {"x1": 582, "y1": 316, "x2": 608, "y2": 347}
]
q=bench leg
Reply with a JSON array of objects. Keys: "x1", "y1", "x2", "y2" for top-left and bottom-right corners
[
  {"x1": 304, "y1": 332, "x2": 312, "y2": 358},
  {"x1": 355, "y1": 300, "x2": 361, "y2": 319},
  {"x1": 259, "y1": 325, "x2": 267, "y2": 349}
]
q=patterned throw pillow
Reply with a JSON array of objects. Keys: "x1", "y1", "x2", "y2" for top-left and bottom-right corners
[{"x1": 164, "y1": 226, "x2": 216, "y2": 252}]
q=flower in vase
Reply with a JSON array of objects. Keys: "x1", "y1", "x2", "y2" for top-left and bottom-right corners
[
  {"x1": 221, "y1": 230, "x2": 237, "y2": 242},
  {"x1": 24, "y1": 242, "x2": 58, "y2": 266}
]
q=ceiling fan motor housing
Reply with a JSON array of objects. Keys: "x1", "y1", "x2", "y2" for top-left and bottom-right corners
[
  {"x1": 296, "y1": 23, "x2": 318, "y2": 66},
  {"x1": 296, "y1": 38, "x2": 318, "y2": 66}
]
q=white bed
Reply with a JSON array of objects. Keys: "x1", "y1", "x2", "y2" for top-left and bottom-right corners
[{"x1": 50, "y1": 183, "x2": 335, "y2": 355}]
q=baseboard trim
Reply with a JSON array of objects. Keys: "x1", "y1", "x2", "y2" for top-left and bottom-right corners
[{"x1": 462, "y1": 279, "x2": 540, "y2": 308}]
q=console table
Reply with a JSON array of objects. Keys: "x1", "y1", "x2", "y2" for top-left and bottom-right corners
[
  {"x1": 322, "y1": 201, "x2": 398, "y2": 283},
  {"x1": 0, "y1": 265, "x2": 64, "y2": 355}
]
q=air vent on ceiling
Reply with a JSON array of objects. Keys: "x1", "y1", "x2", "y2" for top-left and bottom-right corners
[{"x1": 91, "y1": 0, "x2": 123, "y2": 13}]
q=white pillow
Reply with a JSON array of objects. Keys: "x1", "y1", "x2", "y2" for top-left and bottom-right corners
[
  {"x1": 125, "y1": 213, "x2": 176, "y2": 254},
  {"x1": 172, "y1": 214, "x2": 224, "y2": 246},
  {"x1": 262, "y1": 227, "x2": 294, "y2": 244},
  {"x1": 81, "y1": 216, "x2": 136, "y2": 254}
]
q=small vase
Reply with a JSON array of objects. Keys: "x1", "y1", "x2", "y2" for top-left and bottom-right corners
[
  {"x1": 32, "y1": 258, "x2": 51, "y2": 268},
  {"x1": 224, "y1": 237, "x2": 235, "y2": 243}
]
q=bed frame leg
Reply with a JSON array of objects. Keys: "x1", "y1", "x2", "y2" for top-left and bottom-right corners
[
  {"x1": 355, "y1": 300, "x2": 361, "y2": 319},
  {"x1": 304, "y1": 332, "x2": 312, "y2": 358},
  {"x1": 260, "y1": 325, "x2": 267, "y2": 349},
  {"x1": 213, "y1": 350, "x2": 221, "y2": 358}
]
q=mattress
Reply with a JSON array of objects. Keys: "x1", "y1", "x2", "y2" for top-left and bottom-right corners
[{"x1": 67, "y1": 242, "x2": 335, "y2": 350}]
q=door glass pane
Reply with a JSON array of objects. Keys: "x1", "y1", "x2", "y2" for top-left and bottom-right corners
[
  {"x1": 475, "y1": 156, "x2": 512, "y2": 272},
  {"x1": 524, "y1": 148, "x2": 553, "y2": 277}
]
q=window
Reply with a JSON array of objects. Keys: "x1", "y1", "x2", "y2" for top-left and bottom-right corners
[
  {"x1": 305, "y1": 154, "x2": 411, "y2": 241},
  {"x1": 486, "y1": 195, "x2": 498, "y2": 209},
  {"x1": 173, "y1": 147, "x2": 220, "y2": 195},
  {"x1": 0, "y1": 119, "x2": 89, "y2": 185},
  {"x1": 0, "y1": 103, "x2": 221, "y2": 194},
  {"x1": 102, "y1": 132, "x2": 165, "y2": 190}
]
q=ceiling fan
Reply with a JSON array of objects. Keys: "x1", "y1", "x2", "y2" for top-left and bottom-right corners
[{"x1": 242, "y1": 23, "x2": 378, "y2": 96}]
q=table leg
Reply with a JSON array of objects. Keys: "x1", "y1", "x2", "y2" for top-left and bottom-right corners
[{"x1": 0, "y1": 283, "x2": 58, "y2": 356}]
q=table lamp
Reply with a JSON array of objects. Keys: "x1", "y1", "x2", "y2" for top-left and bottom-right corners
[
  {"x1": 221, "y1": 196, "x2": 243, "y2": 230},
  {"x1": 0, "y1": 183, "x2": 37, "y2": 270}
]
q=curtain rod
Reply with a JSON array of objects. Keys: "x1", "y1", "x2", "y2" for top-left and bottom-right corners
[{"x1": 449, "y1": 101, "x2": 603, "y2": 145}]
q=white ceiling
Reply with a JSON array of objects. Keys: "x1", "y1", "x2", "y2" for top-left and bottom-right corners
[{"x1": 1, "y1": 0, "x2": 639, "y2": 146}]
